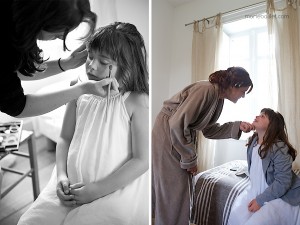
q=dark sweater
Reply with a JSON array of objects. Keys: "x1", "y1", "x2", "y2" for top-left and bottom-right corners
[{"x1": 1, "y1": 0, "x2": 26, "y2": 116}]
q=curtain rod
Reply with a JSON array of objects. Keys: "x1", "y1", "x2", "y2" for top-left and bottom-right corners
[{"x1": 184, "y1": 0, "x2": 266, "y2": 26}]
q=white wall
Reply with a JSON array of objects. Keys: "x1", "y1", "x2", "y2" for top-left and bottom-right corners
[
  {"x1": 152, "y1": 0, "x2": 263, "y2": 165},
  {"x1": 152, "y1": 0, "x2": 174, "y2": 124},
  {"x1": 214, "y1": 139, "x2": 248, "y2": 166},
  {"x1": 116, "y1": 0, "x2": 149, "y2": 54}
]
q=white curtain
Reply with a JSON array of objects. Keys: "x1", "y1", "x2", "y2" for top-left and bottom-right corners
[
  {"x1": 267, "y1": 0, "x2": 300, "y2": 169},
  {"x1": 191, "y1": 14, "x2": 223, "y2": 171}
]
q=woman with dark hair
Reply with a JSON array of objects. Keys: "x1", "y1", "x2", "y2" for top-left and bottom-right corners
[
  {"x1": 152, "y1": 66, "x2": 254, "y2": 225},
  {"x1": 1, "y1": 0, "x2": 118, "y2": 117},
  {"x1": 228, "y1": 108, "x2": 300, "y2": 225}
]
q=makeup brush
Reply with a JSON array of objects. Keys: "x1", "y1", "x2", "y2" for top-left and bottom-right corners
[{"x1": 105, "y1": 65, "x2": 113, "y2": 122}]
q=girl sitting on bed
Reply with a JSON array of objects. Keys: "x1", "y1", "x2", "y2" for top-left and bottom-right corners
[
  {"x1": 18, "y1": 22, "x2": 149, "y2": 225},
  {"x1": 228, "y1": 108, "x2": 300, "y2": 225}
]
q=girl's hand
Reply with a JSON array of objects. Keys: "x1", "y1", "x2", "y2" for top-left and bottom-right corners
[
  {"x1": 248, "y1": 199, "x2": 261, "y2": 212},
  {"x1": 69, "y1": 182, "x2": 97, "y2": 205},
  {"x1": 56, "y1": 177, "x2": 76, "y2": 206},
  {"x1": 240, "y1": 122, "x2": 255, "y2": 133},
  {"x1": 61, "y1": 43, "x2": 87, "y2": 71},
  {"x1": 187, "y1": 165, "x2": 198, "y2": 175},
  {"x1": 84, "y1": 77, "x2": 119, "y2": 97}
]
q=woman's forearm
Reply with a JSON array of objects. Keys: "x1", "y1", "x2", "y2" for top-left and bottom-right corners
[
  {"x1": 18, "y1": 60, "x2": 67, "y2": 81},
  {"x1": 16, "y1": 78, "x2": 115, "y2": 118},
  {"x1": 16, "y1": 83, "x2": 87, "y2": 118}
]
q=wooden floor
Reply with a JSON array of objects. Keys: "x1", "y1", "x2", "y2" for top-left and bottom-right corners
[{"x1": 0, "y1": 136, "x2": 56, "y2": 225}]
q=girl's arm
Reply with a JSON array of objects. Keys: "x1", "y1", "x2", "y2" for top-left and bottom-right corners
[
  {"x1": 255, "y1": 144, "x2": 294, "y2": 206},
  {"x1": 15, "y1": 78, "x2": 117, "y2": 118},
  {"x1": 56, "y1": 99, "x2": 77, "y2": 205},
  {"x1": 70, "y1": 93, "x2": 149, "y2": 204},
  {"x1": 56, "y1": 99, "x2": 77, "y2": 180}
]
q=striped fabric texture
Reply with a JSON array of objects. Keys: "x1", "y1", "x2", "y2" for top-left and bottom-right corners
[{"x1": 191, "y1": 160, "x2": 250, "y2": 225}]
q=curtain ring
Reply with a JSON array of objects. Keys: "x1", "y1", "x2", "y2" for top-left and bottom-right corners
[
  {"x1": 201, "y1": 18, "x2": 206, "y2": 32},
  {"x1": 215, "y1": 13, "x2": 221, "y2": 28},
  {"x1": 193, "y1": 21, "x2": 199, "y2": 32}
]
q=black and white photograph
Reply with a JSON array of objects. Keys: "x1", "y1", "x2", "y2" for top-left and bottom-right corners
[{"x1": 0, "y1": 0, "x2": 149, "y2": 224}]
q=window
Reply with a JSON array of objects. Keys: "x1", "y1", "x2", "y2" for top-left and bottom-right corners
[{"x1": 218, "y1": 16, "x2": 278, "y2": 139}]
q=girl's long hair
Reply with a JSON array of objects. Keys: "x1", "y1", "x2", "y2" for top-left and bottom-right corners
[
  {"x1": 209, "y1": 66, "x2": 253, "y2": 94},
  {"x1": 87, "y1": 22, "x2": 149, "y2": 94},
  {"x1": 247, "y1": 108, "x2": 297, "y2": 160},
  {"x1": 12, "y1": 0, "x2": 96, "y2": 76}
]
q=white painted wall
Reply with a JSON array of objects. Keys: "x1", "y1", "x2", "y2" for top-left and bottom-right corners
[
  {"x1": 152, "y1": 0, "x2": 174, "y2": 124},
  {"x1": 152, "y1": 0, "x2": 263, "y2": 165},
  {"x1": 116, "y1": 0, "x2": 149, "y2": 55},
  {"x1": 214, "y1": 139, "x2": 248, "y2": 166}
]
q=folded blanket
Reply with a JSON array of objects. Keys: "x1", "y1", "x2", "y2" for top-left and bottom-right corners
[{"x1": 191, "y1": 160, "x2": 250, "y2": 225}]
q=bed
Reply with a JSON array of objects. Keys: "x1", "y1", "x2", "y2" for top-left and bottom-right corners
[{"x1": 190, "y1": 160, "x2": 250, "y2": 225}]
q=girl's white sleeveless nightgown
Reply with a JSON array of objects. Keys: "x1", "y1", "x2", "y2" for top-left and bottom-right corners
[
  {"x1": 64, "y1": 93, "x2": 149, "y2": 225},
  {"x1": 17, "y1": 93, "x2": 149, "y2": 225}
]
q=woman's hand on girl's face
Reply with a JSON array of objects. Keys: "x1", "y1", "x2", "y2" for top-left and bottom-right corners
[
  {"x1": 240, "y1": 122, "x2": 255, "y2": 133},
  {"x1": 85, "y1": 77, "x2": 119, "y2": 97},
  {"x1": 63, "y1": 43, "x2": 88, "y2": 70},
  {"x1": 56, "y1": 177, "x2": 76, "y2": 207}
]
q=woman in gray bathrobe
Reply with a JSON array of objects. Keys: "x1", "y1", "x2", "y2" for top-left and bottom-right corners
[{"x1": 152, "y1": 66, "x2": 254, "y2": 225}]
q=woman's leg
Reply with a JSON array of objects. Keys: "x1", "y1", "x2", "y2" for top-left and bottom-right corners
[{"x1": 152, "y1": 113, "x2": 191, "y2": 225}]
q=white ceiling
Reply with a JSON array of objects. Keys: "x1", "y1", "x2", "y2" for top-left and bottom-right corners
[{"x1": 166, "y1": 0, "x2": 195, "y2": 7}]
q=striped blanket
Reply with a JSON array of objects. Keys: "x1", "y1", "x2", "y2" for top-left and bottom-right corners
[{"x1": 191, "y1": 160, "x2": 250, "y2": 225}]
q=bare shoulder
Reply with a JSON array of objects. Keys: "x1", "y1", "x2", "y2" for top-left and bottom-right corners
[{"x1": 125, "y1": 92, "x2": 149, "y2": 117}]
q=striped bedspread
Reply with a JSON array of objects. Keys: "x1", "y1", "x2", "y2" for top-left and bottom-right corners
[{"x1": 191, "y1": 160, "x2": 250, "y2": 225}]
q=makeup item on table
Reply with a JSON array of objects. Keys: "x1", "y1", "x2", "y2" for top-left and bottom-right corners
[
  {"x1": 105, "y1": 65, "x2": 113, "y2": 122},
  {"x1": 0, "y1": 121, "x2": 23, "y2": 152}
]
